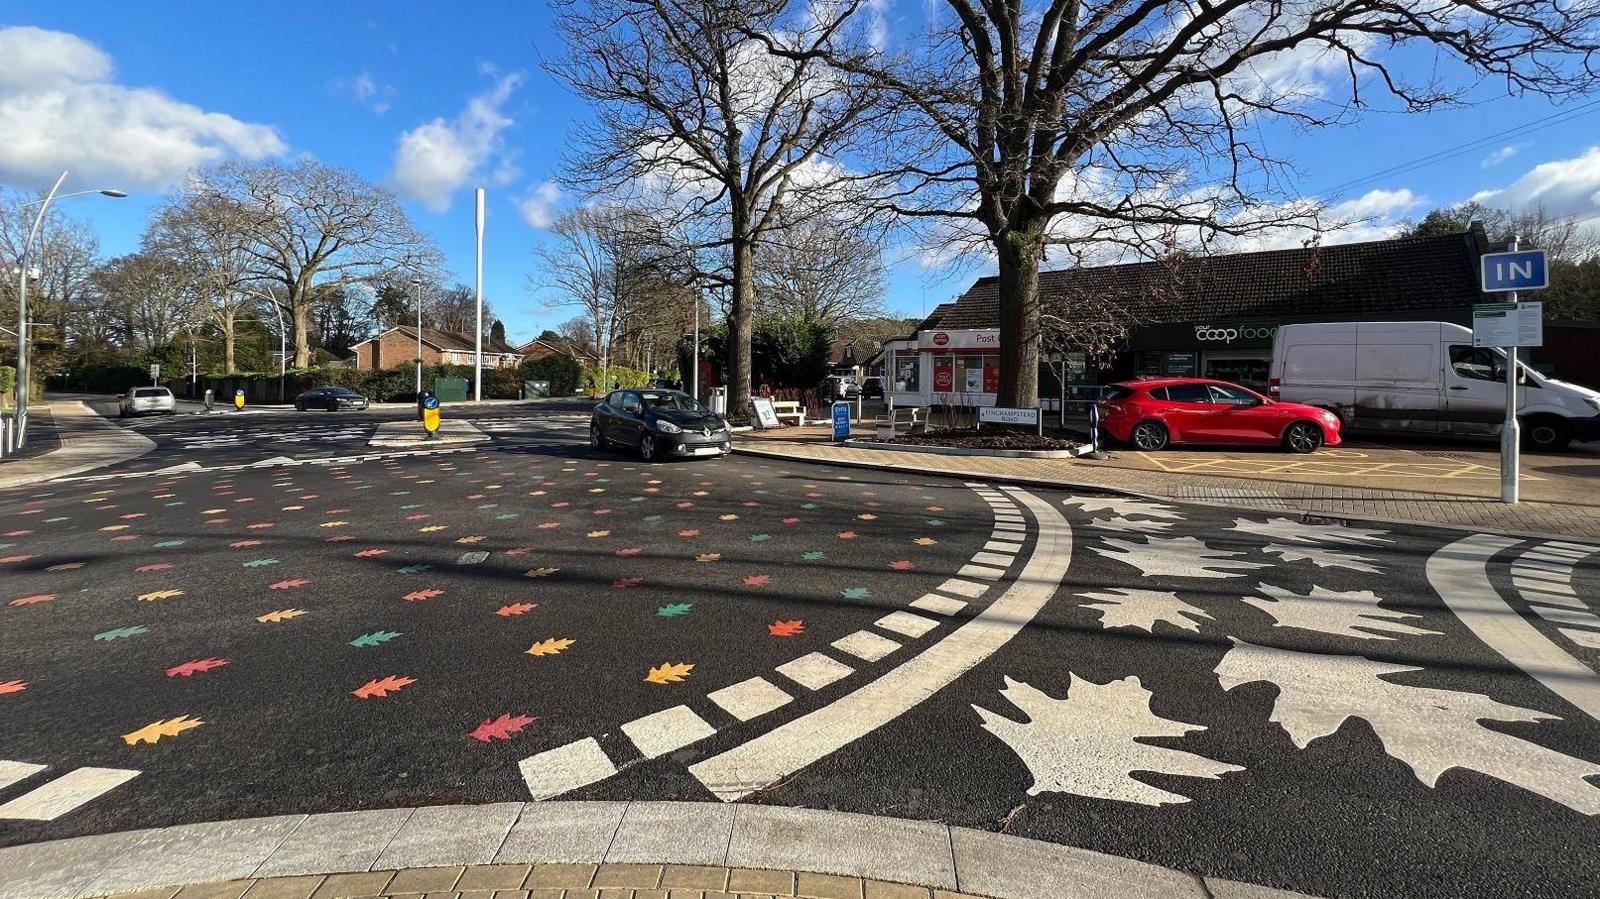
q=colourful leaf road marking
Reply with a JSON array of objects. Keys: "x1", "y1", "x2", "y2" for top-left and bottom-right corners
[
  {"x1": 229, "y1": 541, "x2": 261, "y2": 549},
  {"x1": 749, "y1": 534, "x2": 772, "y2": 543},
  {"x1": 616, "y1": 547, "x2": 643, "y2": 557},
  {"x1": 135, "y1": 563, "x2": 174, "y2": 573},
  {"x1": 526, "y1": 637, "x2": 575, "y2": 657},
  {"x1": 768, "y1": 619, "x2": 805, "y2": 637},
  {"x1": 587, "y1": 530, "x2": 610, "y2": 538},
  {"x1": 841, "y1": 587, "x2": 872, "y2": 600},
  {"x1": 456, "y1": 535, "x2": 487, "y2": 544},
  {"x1": 802, "y1": 551, "x2": 826, "y2": 561},
  {"x1": 469, "y1": 713, "x2": 536, "y2": 743},
  {"x1": 395, "y1": 564, "x2": 432, "y2": 574},
  {"x1": 837, "y1": 531, "x2": 858, "y2": 540},
  {"x1": 137, "y1": 589, "x2": 184, "y2": 602},
  {"x1": 353, "y1": 675, "x2": 415, "y2": 699},
  {"x1": 914, "y1": 537, "x2": 938, "y2": 546},
  {"x1": 0, "y1": 679, "x2": 26, "y2": 694},
  {"x1": 695, "y1": 553, "x2": 721, "y2": 563},
  {"x1": 124, "y1": 715, "x2": 203, "y2": 745},
  {"x1": 613, "y1": 576, "x2": 645, "y2": 590},
  {"x1": 504, "y1": 547, "x2": 533, "y2": 556},
  {"x1": 166, "y1": 658, "x2": 230, "y2": 677},
  {"x1": 743, "y1": 574, "x2": 772, "y2": 588},
  {"x1": 889, "y1": 560, "x2": 917, "y2": 571},
  {"x1": 524, "y1": 567, "x2": 559, "y2": 578},
  {"x1": 95, "y1": 626, "x2": 149, "y2": 641},
  {"x1": 657, "y1": 602, "x2": 693, "y2": 617},
  {"x1": 268, "y1": 578, "x2": 310, "y2": 590},
  {"x1": 350, "y1": 630, "x2": 403, "y2": 648},
  {"x1": 257, "y1": 609, "x2": 306, "y2": 623},
  {"x1": 46, "y1": 562, "x2": 86, "y2": 571},
  {"x1": 243, "y1": 559, "x2": 281, "y2": 568},
  {"x1": 355, "y1": 549, "x2": 389, "y2": 558},
  {"x1": 9, "y1": 594, "x2": 56, "y2": 607},
  {"x1": 645, "y1": 662, "x2": 694, "y2": 685},
  {"x1": 403, "y1": 589, "x2": 445, "y2": 602},
  {"x1": 419, "y1": 525, "x2": 448, "y2": 533},
  {"x1": 678, "y1": 529, "x2": 700, "y2": 538},
  {"x1": 496, "y1": 603, "x2": 538, "y2": 617}
]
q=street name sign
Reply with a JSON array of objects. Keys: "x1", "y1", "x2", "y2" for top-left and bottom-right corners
[
  {"x1": 978, "y1": 406, "x2": 1040, "y2": 426},
  {"x1": 1480, "y1": 249, "x2": 1548, "y2": 292}
]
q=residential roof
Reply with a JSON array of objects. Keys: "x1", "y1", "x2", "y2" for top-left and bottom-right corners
[
  {"x1": 921, "y1": 227, "x2": 1491, "y2": 331},
  {"x1": 516, "y1": 337, "x2": 600, "y2": 361},
  {"x1": 353, "y1": 327, "x2": 521, "y2": 355}
]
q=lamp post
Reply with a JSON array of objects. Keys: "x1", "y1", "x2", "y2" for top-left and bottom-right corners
[
  {"x1": 411, "y1": 276, "x2": 424, "y2": 397},
  {"x1": 12, "y1": 171, "x2": 126, "y2": 447}
]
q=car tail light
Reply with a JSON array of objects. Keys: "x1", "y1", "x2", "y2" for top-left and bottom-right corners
[{"x1": 1268, "y1": 377, "x2": 1280, "y2": 395}]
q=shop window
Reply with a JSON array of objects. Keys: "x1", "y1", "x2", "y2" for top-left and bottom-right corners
[
  {"x1": 955, "y1": 354, "x2": 996, "y2": 393},
  {"x1": 1136, "y1": 350, "x2": 1163, "y2": 376},
  {"x1": 893, "y1": 350, "x2": 920, "y2": 392}
]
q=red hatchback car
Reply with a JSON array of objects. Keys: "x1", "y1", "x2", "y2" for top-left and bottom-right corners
[{"x1": 1097, "y1": 378, "x2": 1342, "y2": 453}]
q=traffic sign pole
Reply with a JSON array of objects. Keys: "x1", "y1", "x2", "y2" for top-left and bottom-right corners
[{"x1": 1503, "y1": 235, "x2": 1520, "y2": 504}]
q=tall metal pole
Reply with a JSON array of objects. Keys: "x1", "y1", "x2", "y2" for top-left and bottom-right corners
[
  {"x1": 473, "y1": 187, "x2": 485, "y2": 402},
  {"x1": 691, "y1": 299, "x2": 700, "y2": 402},
  {"x1": 14, "y1": 171, "x2": 68, "y2": 448},
  {"x1": 269, "y1": 300, "x2": 287, "y2": 404},
  {"x1": 413, "y1": 278, "x2": 423, "y2": 396},
  {"x1": 1502, "y1": 240, "x2": 1521, "y2": 504}
]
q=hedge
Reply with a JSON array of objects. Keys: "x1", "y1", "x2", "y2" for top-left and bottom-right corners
[
  {"x1": 519, "y1": 354, "x2": 583, "y2": 396},
  {"x1": 164, "y1": 364, "x2": 531, "y2": 405},
  {"x1": 582, "y1": 364, "x2": 650, "y2": 392}
]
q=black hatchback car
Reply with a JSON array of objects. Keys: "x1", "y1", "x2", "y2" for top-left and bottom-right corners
[
  {"x1": 591, "y1": 389, "x2": 730, "y2": 460},
  {"x1": 294, "y1": 386, "x2": 369, "y2": 411}
]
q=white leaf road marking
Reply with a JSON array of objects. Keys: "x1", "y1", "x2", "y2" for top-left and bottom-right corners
[
  {"x1": 1261, "y1": 543, "x2": 1383, "y2": 573},
  {"x1": 1229, "y1": 517, "x2": 1393, "y2": 546},
  {"x1": 1092, "y1": 535, "x2": 1271, "y2": 579},
  {"x1": 1061, "y1": 496, "x2": 1183, "y2": 520},
  {"x1": 974, "y1": 675, "x2": 1243, "y2": 806},
  {"x1": 1078, "y1": 588, "x2": 1214, "y2": 634},
  {"x1": 1244, "y1": 583, "x2": 1442, "y2": 641},
  {"x1": 1217, "y1": 639, "x2": 1600, "y2": 814}
]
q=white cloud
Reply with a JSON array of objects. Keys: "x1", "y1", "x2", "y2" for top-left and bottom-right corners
[
  {"x1": 1469, "y1": 146, "x2": 1600, "y2": 218},
  {"x1": 1481, "y1": 145, "x2": 1523, "y2": 168},
  {"x1": 0, "y1": 26, "x2": 285, "y2": 190},
  {"x1": 516, "y1": 180, "x2": 562, "y2": 229},
  {"x1": 390, "y1": 72, "x2": 522, "y2": 213},
  {"x1": 341, "y1": 72, "x2": 396, "y2": 114}
]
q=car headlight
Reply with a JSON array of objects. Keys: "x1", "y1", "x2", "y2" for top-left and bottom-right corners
[{"x1": 654, "y1": 420, "x2": 683, "y2": 433}]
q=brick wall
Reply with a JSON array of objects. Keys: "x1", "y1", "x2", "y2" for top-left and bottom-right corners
[{"x1": 356, "y1": 331, "x2": 443, "y2": 371}]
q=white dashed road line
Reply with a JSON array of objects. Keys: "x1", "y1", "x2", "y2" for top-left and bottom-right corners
[
  {"x1": 0, "y1": 762, "x2": 140, "y2": 821},
  {"x1": 688, "y1": 485, "x2": 1071, "y2": 801}
]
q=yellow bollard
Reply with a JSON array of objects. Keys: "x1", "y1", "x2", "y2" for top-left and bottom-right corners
[
  {"x1": 421, "y1": 393, "x2": 441, "y2": 440},
  {"x1": 233, "y1": 389, "x2": 245, "y2": 411}
]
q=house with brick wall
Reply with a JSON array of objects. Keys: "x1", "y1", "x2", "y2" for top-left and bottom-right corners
[{"x1": 348, "y1": 327, "x2": 523, "y2": 371}]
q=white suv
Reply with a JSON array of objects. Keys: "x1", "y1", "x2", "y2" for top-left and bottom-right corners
[{"x1": 119, "y1": 386, "x2": 176, "y2": 417}]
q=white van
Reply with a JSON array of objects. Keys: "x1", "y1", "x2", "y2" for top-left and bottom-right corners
[{"x1": 1269, "y1": 321, "x2": 1600, "y2": 450}]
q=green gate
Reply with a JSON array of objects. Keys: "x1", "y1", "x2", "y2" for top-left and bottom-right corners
[{"x1": 433, "y1": 377, "x2": 469, "y2": 402}]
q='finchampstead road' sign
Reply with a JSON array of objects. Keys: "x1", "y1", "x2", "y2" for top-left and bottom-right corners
[{"x1": 1480, "y1": 249, "x2": 1548, "y2": 292}]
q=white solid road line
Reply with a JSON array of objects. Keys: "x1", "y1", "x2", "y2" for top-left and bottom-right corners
[
  {"x1": 0, "y1": 767, "x2": 140, "y2": 821},
  {"x1": 689, "y1": 486, "x2": 1071, "y2": 801},
  {"x1": 1427, "y1": 534, "x2": 1600, "y2": 722}
]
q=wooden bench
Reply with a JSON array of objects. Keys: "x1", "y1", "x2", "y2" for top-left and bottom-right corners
[
  {"x1": 769, "y1": 400, "x2": 806, "y2": 427},
  {"x1": 876, "y1": 406, "x2": 927, "y2": 439}
]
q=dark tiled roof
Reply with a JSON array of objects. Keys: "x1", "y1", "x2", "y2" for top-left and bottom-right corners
[
  {"x1": 516, "y1": 337, "x2": 599, "y2": 361},
  {"x1": 927, "y1": 229, "x2": 1490, "y2": 329}
]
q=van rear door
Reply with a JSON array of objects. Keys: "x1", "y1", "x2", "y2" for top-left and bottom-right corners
[{"x1": 1352, "y1": 323, "x2": 1441, "y2": 433}]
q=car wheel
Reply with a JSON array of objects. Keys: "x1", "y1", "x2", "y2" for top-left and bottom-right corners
[
  {"x1": 1283, "y1": 421, "x2": 1323, "y2": 454},
  {"x1": 295, "y1": 403, "x2": 305, "y2": 412},
  {"x1": 639, "y1": 434, "x2": 657, "y2": 461},
  {"x1": 326, "y1": 400, "x2": 339, "y2": 412},
  {"x1": 1523, "y1": 416, "x2": 1572, "y2": 452},
  {"x1": 589, "y1": 423, "x2": 607, "y2": 450},
  {"x1": 1130, "y1": 420, "x2": 1169, "y2": 451}
]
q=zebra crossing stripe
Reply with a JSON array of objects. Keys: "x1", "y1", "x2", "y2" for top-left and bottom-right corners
[
  {"x1": 0, "y1": 760, "x2": 46, "y2": 791},
  {"x1": 0, "y1": 766, "x2": 140, "y2": 821}
]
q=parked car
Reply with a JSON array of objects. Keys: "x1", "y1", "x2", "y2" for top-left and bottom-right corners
[
  {"x1": 1096, "y1": 377, "x2": 1341, "y2": 453},
  {"x1": 294, "y1": 386, "x2": 369, "y2": 412},
  {"x1": 860, "y1": 376, "x2": 885, "y2": 399},
  {"x1": 822, "y1": 375, "x2": 859, "y2": 400},
  {"x1": 118, "y1": 386, "x2": 176, "y2": 417},
  {"x1": 591, "y1": 389, "x2": 730, "y2": 461},
  {"x1": 1270, "y1": 321, "x2": 1600, "y2": 451}
]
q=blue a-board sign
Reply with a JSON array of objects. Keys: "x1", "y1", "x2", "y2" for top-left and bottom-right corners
[
  {"x1": 1480, "y1": 249, "x2": 1548, "y2": 292},
  {"x1": 831, "y1": 401, "x2": 851, "y2": 441}
]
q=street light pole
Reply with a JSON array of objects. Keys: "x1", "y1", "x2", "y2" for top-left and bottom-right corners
[
  {"x1": 12, "y1": 171, "x2": 126, "y2": 447},
  {"x1": 411, "y1": 276, "x2": 424, "y2": 397},
  {"x1": 268, "y1": 299, "x2": 287, "y2": 404}
]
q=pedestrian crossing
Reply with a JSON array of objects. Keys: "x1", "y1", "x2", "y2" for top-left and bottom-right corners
[{"x1": 0, "y1": 759, "x2": 139, "y2": 821}]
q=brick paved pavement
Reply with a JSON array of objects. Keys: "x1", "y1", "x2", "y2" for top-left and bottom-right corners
[{"x1": 735, "y1": 428, "x2": 1600, "y2": 539}]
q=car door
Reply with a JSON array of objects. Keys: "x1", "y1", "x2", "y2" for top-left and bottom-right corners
[
  {"x1": 617, "y1": 391, "x2": 646, "y2": 446},
  {"x1": 1444, "y1": 345, "x2": 1509, "y2": 436},
  {"x1": 1205, "y1": 383, "x2": 1279, "y2": 443},
  {"x1": 1161, "y1": 383, "x2": 1223, "y2": 443},
  {"x1": 596, "y1": 391, "x2": 622, "y2": 441}
]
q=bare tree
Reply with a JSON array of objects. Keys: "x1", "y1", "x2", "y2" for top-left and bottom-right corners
[
  {"x1": 144, "y1": 191, "x2": 260, "y2": 373},
  {"x1": 546, "y1": 0, "x2": 884, "y2": 414},
  {"x1": 192, "y1": 159, "x2": 437, "y2": 367},
  {"x1": 756, "y1": 211, "x2": 887, "y2": 326},
  {"x1": 92, "y1": 253, "x2": 197, "y2": 353},
  {"x1": 0, "y1": 190, "x2": 102, "y2": 363},
  {"x1": 803, "y1": 1, "x2": 1600, "y2": 405}
]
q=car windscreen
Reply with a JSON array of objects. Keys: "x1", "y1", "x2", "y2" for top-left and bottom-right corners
[
  {"x1": 133, "y1": 388, "x2": 170, "y2": 398},
  {"x1": 640, "y1": 392, "x2": 705, "y2": 412}
]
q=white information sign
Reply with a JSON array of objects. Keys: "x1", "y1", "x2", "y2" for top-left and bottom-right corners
[
  {"x1": 978, "y1": 406, "x2": 1040, "y2": 426},
  {"x1": 751, "y1": 397, "x2": 781, "y2": 429},
  {"x1": 1472, "y1": 301, "x2": 1544, "y2": 348}
]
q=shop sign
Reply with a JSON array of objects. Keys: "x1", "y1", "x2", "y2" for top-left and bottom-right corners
[
  {"x1": 1165, "y1": 351, "x2": 1197, "y2": 376},
  {"x1": 983, "y1": 362, "x2": 1000, "y2": 393},
  {"x1": 918, "y1": 329, "x2": 1000, "y2": 350},
  {"x1": 933, "y1": 359, "x2": 954, "y2": 391},
  {"x1": 1193, "y1": 323, "x2": 1278, "y2": 345}
]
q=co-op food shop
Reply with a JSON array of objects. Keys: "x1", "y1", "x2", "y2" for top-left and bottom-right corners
[{"x1": 875, "y1": 224, "x2": 1567, "y2": 407}]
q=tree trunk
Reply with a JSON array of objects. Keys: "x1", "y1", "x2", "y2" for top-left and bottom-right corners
[
  {"x1": 222, "y1": 308, "x2": 236, "y2": 375},
  {"x1": 995, "y1": 228, "x2": 1042, "y2": 407},
  {"x1": 292, "y1": 293, "x2": 312, "y2": 368},
  {"x1": 726, "y1": 227, "x2": 755, "y2": 418}
]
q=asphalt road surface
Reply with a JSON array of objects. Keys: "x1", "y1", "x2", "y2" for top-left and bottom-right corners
[{"x1": 2, "y1": 404, "x2": 1597, "y2": 899}]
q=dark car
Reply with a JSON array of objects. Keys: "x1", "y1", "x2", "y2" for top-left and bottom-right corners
[
  {"x1": 860, "y1": 376, "x2": 885, "y2": 399},
  {"x1": 590, "y1": 389, "x2": 731, "y2": 460},
  {"x1": 294, "y1": 386, "x2": 369, "y2": 412}
]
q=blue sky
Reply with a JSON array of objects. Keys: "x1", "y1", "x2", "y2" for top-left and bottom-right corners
[{"x1": 4, "y1": 2, "x2": 1599, "y2": 343}]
